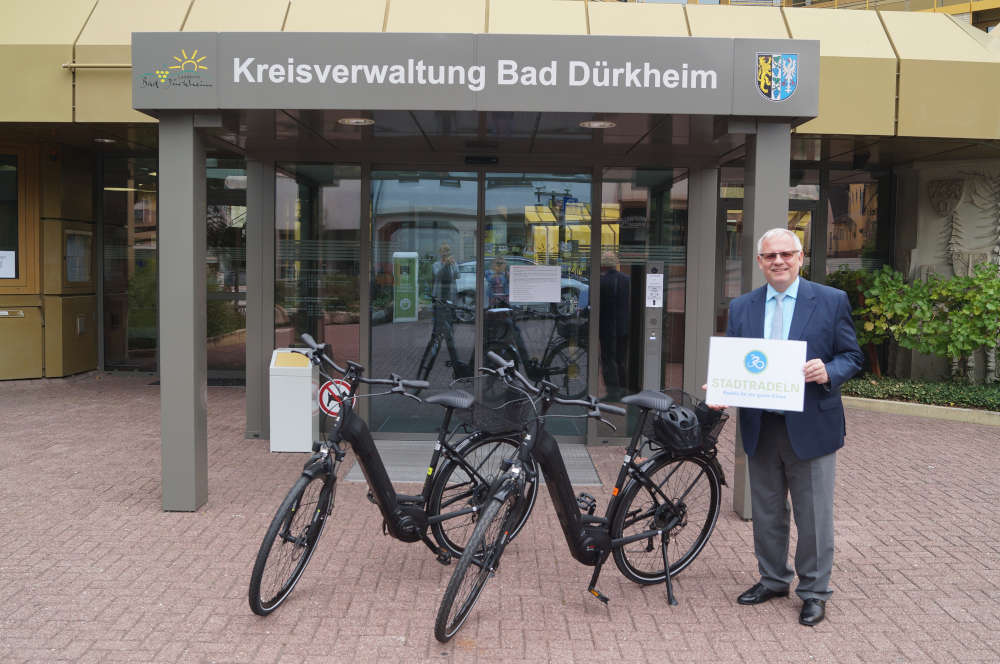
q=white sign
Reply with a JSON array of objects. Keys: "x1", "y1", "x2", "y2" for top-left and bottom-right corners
[
  {"x1": 509, "y1": 265, "x2": 560, "y2": 304},
  {"x1": 0, "y1": 251, "x2": 14, "y2": 279},
  {"x1": 645, "y1": 273, "x2": 664, "y2": 308},
  {"x1": 706, "y1": 336, "x2": 807, "y2": 412}
]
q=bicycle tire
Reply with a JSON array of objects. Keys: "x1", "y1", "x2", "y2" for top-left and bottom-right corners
[
  {"x1": 541, "y1": 339, "x2": 588, "y2": 400},
  {"x1": 428, "y1": 434, "x2": 538, "y2": 557},
  {"x1": 434, "y1": 487, "x2": 518, "y2": 643},
  {"x1": 610, "y1": 454, "x2": 720, "y2": 585},
  {"x1": 248, "y1": 472, "x2": 334, "y2": 615}
]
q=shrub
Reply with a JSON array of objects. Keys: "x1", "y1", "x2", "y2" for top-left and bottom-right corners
[{"x1": 843, "y1": 375, "x2": 1000, "y2": 411}]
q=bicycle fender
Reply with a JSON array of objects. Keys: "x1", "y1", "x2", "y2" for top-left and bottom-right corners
[
  {"x1": 301, "y1": 458, "x2": 330, "y2": 480},
  {"x1": 707, "y1": 455, "x2": 727, "y2": 486}
]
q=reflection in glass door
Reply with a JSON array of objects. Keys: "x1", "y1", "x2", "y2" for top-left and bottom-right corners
[
  {"x1": 601, "y1": 169, "x2": 688, "y2": 438},
  {"x1": 484, "y1": 173, "x2": 591, "y2": 437},
  {"x1": 206, "y1": 159, "x2": 247, "y2": 380},
  {"x1": 274, "y1": 165, "x2": 362, "y2": 366},
  {"x1": 369, "y1": 171, "x2": 478, "y2": 433}
]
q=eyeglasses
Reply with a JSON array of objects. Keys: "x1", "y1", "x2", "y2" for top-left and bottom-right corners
[{"x1": 758, "y1": 251, "x2": 800, "y2": 262}]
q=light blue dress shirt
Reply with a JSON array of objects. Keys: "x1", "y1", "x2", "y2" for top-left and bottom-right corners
[{"x1": 764, "y1": 277, "x2": 799, "y2": 340}]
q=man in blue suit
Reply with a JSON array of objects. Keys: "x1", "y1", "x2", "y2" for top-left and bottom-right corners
[{"x1": 724, "y1": 228, "x2": 863, "y2": 626}]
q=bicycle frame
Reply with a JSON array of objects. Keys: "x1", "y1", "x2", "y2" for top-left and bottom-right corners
[
  {"x1": 514, "y1": 388, "x2": 725, "y2": 603},
  {"x1": 312, "y1": 356, "x2": 526, "y2": 558}
]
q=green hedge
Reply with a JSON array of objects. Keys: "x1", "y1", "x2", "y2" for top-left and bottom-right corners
[{"x1": 842, "y1": 375, "x2": 1000, "y2": 411}]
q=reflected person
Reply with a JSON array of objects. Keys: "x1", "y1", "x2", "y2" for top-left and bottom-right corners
[
  {"x1": 599, "y1": 250, "x2": 629, "y2": 402},
  {"x1": 430, "y1": 243, "x2": 461, "y2": 367}
]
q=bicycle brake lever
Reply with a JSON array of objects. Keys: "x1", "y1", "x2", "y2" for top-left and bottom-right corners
[{"x1": 599, "y1": 417, "x2": 617, "y2": 432}]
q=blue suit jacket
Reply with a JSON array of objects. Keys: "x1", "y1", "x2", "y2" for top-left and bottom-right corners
[{"x1": 726, "y1": 278, "x2": 863, "y2": 461}]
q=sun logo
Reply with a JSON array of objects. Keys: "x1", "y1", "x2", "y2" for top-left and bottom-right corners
[
  {"x1": 168, "y1": 49, "x2": 208, "y2": 73},
  {"x1": 155, "y1": 69, "x2": 170, "y2": 81}
]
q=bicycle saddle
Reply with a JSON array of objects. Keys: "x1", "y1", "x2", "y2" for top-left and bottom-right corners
[
  {"x1": 423, "y1": 389, "x2": 475, "y2": 411},
  {"x1": 620, "y1": 390, "x2": 674, "y2": 412}
]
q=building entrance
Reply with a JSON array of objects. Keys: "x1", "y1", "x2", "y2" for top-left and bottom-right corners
[{"x1": 368, "y1": 170, "x2": 593, "y2": 438}]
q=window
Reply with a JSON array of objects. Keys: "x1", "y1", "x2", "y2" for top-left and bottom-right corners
[{"x1": 0, "y1": 155, "x2": 17, "y2": 279}]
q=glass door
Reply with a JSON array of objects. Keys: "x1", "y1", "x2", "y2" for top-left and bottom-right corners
[
  {"x1": 483, "y1": 172, "x2": 591, "y2": 437},
  {"x1": 600, "y1": 168, "x2": 689, "y2": 438},
  {"x1": 369, "y1": 171, "x2": 478, "y2": 433},
  {"x1": 205, "y1": 159, "x2": 247, "y2": 381}
]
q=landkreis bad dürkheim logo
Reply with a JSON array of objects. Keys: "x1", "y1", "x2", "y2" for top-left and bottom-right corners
[
  {"x1": 744, "y1": 350, "x2": 768, "y2": 374},
  {"x1": 755, "y1": 53, "x2": 797, "y2": 102},
  {"x1": 140, "y1": 49, "x2": 213, "y2": 89}
]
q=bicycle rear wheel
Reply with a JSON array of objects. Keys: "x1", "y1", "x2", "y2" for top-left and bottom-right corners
[
  {"x1": 542, "y1": 340, "x2": 588, "y2": 400},
  {"x1": 610, "y1": 454, "x2": 720, "y2": 585},
  {"x1": 249, "y1": 472, "x2": 334, "y2": 615},
  {"x1": 429, "y1": 434, "x2": 537, "y2": 557},
  {"x1": 434, "y1": 486, "x2": 518, "y2": 643}
]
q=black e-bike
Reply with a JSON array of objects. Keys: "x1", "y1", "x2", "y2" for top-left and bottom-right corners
[
  {"x1": 434, "y1": 352, "x2": 727, "y2": 642},
  {"x1": 248, "y1": 335, "x2": 539, "y2": 616}
]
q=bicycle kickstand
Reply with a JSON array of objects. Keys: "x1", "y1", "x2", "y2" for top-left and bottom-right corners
[
  {"x1": 586, "y1": 561, "x2": 610, "y2": 605},
  {"x1": 660, "y1": 534, "x2": 679, "y2": 606}
]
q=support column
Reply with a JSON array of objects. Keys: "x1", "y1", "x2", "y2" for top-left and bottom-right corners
[
  {"x1": 158, "y1": 113, "x2": 208, "y2": 511},
  {"x1": 733, "y1": 121, "x2": 791, "y2": 520},
  {"x1": 245, "y1": 159, "x2": 276, "y2": 439},
  {"x1": 683, "y1": 168, "x2": 719, "y2": 398}
]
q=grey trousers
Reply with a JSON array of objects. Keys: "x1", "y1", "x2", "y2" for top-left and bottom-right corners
[{"x1": 748, "y1": 412, "x2": 836, "y2": 601}]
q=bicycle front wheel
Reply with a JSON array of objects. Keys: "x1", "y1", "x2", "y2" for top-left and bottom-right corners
[
  {"x1": 542, "y1": 340, "x2": 588, "y2": 400},
  {"x1": 434, "y1": 487, "x2": 518, "y2": 643},
  {"x1": 610, "y1": 454, "x2": 720, "y2": 585},
  {"x1": 249, "y1": 472, "x2": 334, "y2": 615},
  {"x1": 429, "y1": 434, "x2": 537, "y2": 557}
]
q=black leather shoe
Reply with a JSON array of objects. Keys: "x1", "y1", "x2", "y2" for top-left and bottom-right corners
[
  {"x1": 799, "y1": 599, "x2": 826, "y2": 626},
  {"x1": 737, "y1": 583, "x2": 789, "y2": 605}
]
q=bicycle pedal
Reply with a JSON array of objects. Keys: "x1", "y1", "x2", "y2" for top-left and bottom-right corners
[
  {"x1": 436, "y1": 551, "x2": 452, "y2": 565},
  {"x1": 576, "y1": 492, "x2": 597, "y2": 515}
]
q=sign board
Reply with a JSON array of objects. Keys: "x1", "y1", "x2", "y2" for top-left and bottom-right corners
[
  {"x1": 706, "y1": 336, "x2": 806, "y2": 412},
  {"x1": 318, "y1": 379, "x2": 355, "y2": 417},
  {"x1": 509, "y1": 265, "x2": 560, "y2": 304},
  {"x1": 645, "y1": 272, "x2": 664, "y2": 308},
  {"x1": 132, "y1": 33, "x2": 819, "y2": 119},
  {"x1": 392, "y1": 251, "x2": 419, "y2": 322}
]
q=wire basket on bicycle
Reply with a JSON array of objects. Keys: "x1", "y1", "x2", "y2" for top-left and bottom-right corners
[
  {"x1": 643, "y1": 389, "x2": 728, "y2": 454},
  {"x1": 450, "y1": 374, "x2": 538, "y2": 433}
]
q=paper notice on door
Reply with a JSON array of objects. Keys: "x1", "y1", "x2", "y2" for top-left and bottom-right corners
[
  {"x1": 0, "y1": 251, "x2": 14, "y2": 279},
  {"x1": 645, "y1": 273, "x2": 664, "y2": 308},
  {"x1": 509, "y1": 265, "x2": 560, "y2": 303}
]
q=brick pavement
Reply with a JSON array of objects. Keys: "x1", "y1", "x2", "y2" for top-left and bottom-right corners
[{"x1": 1, "y1": 373, "x2": 998, "y2": 663}]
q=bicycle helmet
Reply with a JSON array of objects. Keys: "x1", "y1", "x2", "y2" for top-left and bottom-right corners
[{"x1": 652, "y1": 404, "x2": 702, "y2": 453}]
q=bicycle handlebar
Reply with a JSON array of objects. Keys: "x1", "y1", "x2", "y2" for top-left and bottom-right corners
[
  {"x1": 300, "y1": 333, "x2": 429, "y2": 391},
  {"x1": 484, "y1": 351, "x2": 626, "y2": 417}
]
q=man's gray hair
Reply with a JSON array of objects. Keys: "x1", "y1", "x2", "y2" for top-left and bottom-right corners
[{"x1": 756, "y1": 228, "x2": 803, "y2": 255}]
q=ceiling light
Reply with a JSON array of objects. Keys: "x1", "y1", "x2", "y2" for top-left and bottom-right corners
[
  {"x1": 93, "y1": 137, "x2": 117, "y2": 144},
  {"x1": 337, "y1": 117, "x2": 375, "y2": 126},
  {"x1": 579, "y1": 120, "x2": 616, "y2": 129}
]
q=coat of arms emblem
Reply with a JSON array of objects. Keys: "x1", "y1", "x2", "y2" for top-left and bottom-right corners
[{"x1": 756, "y1": 53, "x2": 798, "y2": 102}]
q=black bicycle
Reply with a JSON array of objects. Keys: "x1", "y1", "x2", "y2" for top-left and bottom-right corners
[
  {"x1": 248, "y1": 335, "x2": 539, "y2": 616},
  {"x1": 434, "y1": 352, "x2": 728, "y2": 642}
]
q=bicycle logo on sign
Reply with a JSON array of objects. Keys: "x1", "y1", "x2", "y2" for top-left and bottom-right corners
[{"x1": 744, "y1": 350, "x2": 767, "y2": 374}]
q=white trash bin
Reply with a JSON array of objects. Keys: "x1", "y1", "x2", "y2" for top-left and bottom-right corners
[{"x1": 269, "y1": 349, "x2": 319, "y2": 452}]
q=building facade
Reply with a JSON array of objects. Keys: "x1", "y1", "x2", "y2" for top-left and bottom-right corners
[{"x1": 2, "y1": 0, "x2": 999, "y2": 508}]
